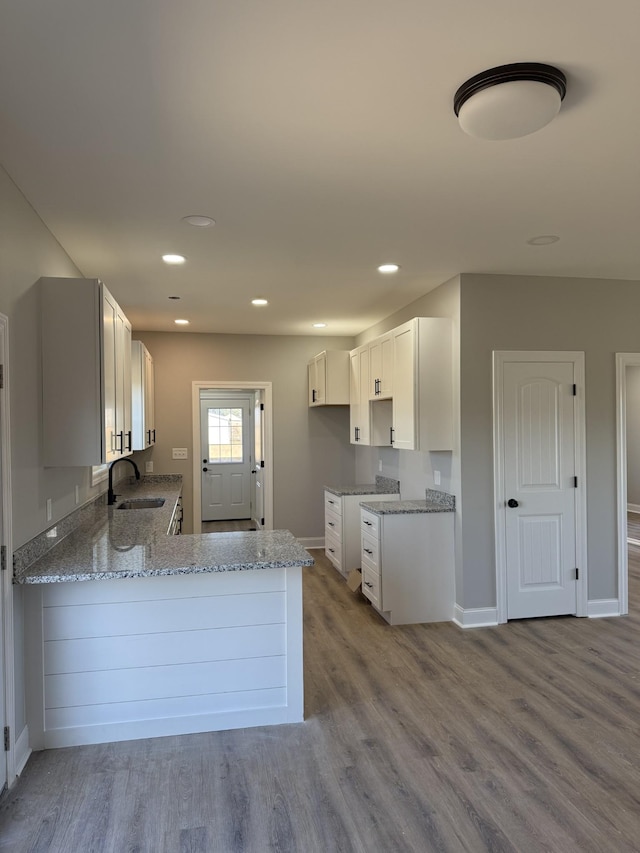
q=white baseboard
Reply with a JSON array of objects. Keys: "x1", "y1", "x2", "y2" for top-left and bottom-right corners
[
  {"x1": 587, "y1": 599, "x2": 621, "y2": 618},
  {"x1": 453, "y1": 604, "x2": 499, "y2": 628},
  {"x1": 298, "y1": 537, "x2": 324, "y2": 550},
  {"x1": 14, "y1": 724, "x2": 31, "y2": 777},
  {"x1": 627, "y1": 503, "x2": 640, "y2": 514}
]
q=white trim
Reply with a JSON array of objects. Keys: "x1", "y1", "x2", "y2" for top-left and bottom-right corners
[
  {"x1": 0, "y1": 314, "x2": 15, "y2": 787},
  {"x1": 493, "y1": 351, "x2": 587, "y2": 624},
  {"x1": 297, "y1": 537, "x2": 324, "y2": 550},
  {"x1": 627, "y1": 503, "x2": 640, "y2": 514},
  {"x1": 587, "y1": 599, "x2": 621, "y2": 618},
  {"x1": 191, "y1": 381, "x2": 273, "y2": 534},
  {"x1": 14, "y1": 725, "x2": 31, "y2": 777},
  {"x1": 615, "y1": 353, "x2": 640, "y2": 617},
  {"x1": 452, "y1": 604, "x2": 499, "y2": 628}
]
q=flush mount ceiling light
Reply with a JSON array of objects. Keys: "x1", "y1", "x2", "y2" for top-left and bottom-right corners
[
  {"x1": 453, "y1": 63, "x2": 567, "y2": 140},
  {"x1": 162, "y1": 254, "x2": 186, "y2": 265},
  {"x1": 378, "y1": 264, "x2": 400, "y2": 274},
  {"x1": 527, "y1": 234, "x2": 560, "y2": 245},
  {"x1": 182, "y1": 215, "x2": 215, "y2": 228},
  {"x1": 174, "y1": 318, "x2": 190, "y2": 325},
  {"x1": 251, "y1": 298, "x2": 268, "y2": 306}
]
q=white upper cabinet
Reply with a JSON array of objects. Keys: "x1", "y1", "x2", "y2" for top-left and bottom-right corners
[
  {"x1": 349, "y1": 345, "x2": 370, "y2": 445},
  {"x1": 131, "y1": 340, "x2": 155, "y2": 450},
  {"x1": 308, "y1": 350, "x2": 350, "y2": 406},
  {"x1": 41, "y1": 277, "x2": 133, "y2": 466},
  {"x1": 368, "y1": 332, "x2": 393, "y2": 399},
  {"x1": 391, "y1": 318, "x2": 453, "y2": 451}
]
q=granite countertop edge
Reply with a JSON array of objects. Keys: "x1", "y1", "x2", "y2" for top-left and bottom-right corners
[{"x1": 15, "y1": 477, "x2": 314, "y2": 584}]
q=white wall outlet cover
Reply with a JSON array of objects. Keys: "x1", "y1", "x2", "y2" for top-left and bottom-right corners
[
  {"x1": 46, "y1": 497, "x2": 52, "y2": 521},
  {"x1": 434, "y1": 470, "x2": 441, "y2": 486},
  {"x1": 75, "y1": 485, "x2": 80, "y2": 505},
  {"x1": 145, "y1": 460, "x2": 154, "y2": 473},
  {"x1": 172, "y1": 448, "x2": 188, "y2": 459},
  {"x1": 378, "y1": 460, "x2": 383, "y2": 472}
]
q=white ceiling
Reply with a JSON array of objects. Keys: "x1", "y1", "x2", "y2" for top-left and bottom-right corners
[{"x1": 2, "y1": 0, "x2": 640, "y2": 336}]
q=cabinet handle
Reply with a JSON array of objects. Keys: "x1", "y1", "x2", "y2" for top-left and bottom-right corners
[
  {"x1": 328, "y1": 522, "x2": 335, "y2": 527},
  {"x1": 147, "y1": 429, "x2": 151, "y2": 445},
  {"x1": 127, "y1": 430, "x2": 132, "y2": 452},
  {"x1": 152, "y1": 429, "x2": 156, "y2": 443},
  {"x1": 363, "y1": 548, "x2": 373, "y2": 555},
  {"x1": 328, "y1": 548, "x2": 335, "y2": 554},
  {"x1": 328, "y1": 499, "x2": 335, "y2": 505},
  {"x1": 312, "y1": 389, "x2": 317, "y2": 403},
  {"x1": 364, "y1": 581, "x2": 373, "y2": 588},
  {"x1": 355, "y1": 426, "x2": 360, "y2": 442},
  {"x1": 390, "y1": 427, "x2": 395, "y2": 445},
  {"x1": 363, "y1": 520, "x2": 372, "y2": 526},
  {"x1": 117, "y1": 431, "x2": 124, "y2": 452}
]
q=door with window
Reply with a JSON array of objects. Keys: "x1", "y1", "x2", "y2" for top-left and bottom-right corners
[{"x1": 200, "y1": 396, "x2": 252, "y2": 521}]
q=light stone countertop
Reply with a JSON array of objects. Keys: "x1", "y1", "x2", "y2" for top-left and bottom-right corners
[
  {"x1": 324, "y1": 476, "x2": 400, "y2": 497},
  {"x1": 360, "y1": 488, "x2": 456, "y2": 515},
  {"x1": 15, "y1": 476, "x2": 314, "y2": 584}
]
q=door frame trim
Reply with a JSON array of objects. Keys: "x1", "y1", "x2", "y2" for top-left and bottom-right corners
[
  {"x1": 0, "y1": 314, "x2": 15, "y2": 787},
  {"x1": 493, "y1": 351, "x2": 587, "y2": 623},
  {"x1": 614, "y1": 353, "x2": 640, "y2": 616},
  {"x1": 191, "y1": 381, "x2": 273, "y2": 534}
]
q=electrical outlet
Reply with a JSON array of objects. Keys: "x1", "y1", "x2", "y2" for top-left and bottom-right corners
[
  {"x1": 46, "y1": 498, "x2": 52, "y2": 521},
  {"x1": 145, "y1": 461, "x2": 154, "y2": 473},
  {"x1": 172, "y1": 448, "x2": 188, "y2": 460},
  {"x1": 378, "y1": 460, "x2": 383, "y2": 472},
  {"x1": 434, "y1": 470, "x2": 441, "y2": 486}
]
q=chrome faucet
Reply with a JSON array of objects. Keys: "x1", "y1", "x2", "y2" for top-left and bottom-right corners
[{"x1": 107, "y1": 457, "x2": 141, "y2": 505}]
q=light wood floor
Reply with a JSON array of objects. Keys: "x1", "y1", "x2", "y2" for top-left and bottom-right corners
[
  {"x1": 201, "y1": 519, "x2": 257, "y2": 533},
  {"x1": 1, "y1": 552, "x2": 640, "y2": 852}
]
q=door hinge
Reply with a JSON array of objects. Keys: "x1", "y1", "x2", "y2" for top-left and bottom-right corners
[
  {"x1": 573, "y1": 476, "x2": 578, "y2": 488},
  {"x1": 3, "y1": 726, "x2": 9, "y2": 751},
  {"x1": 575, "y1": 568, "x2": 580, "y2": 580},
  {"x1": 572, "y1": 384, "x2": 577, "y2": 396},
  {"x1": 0, "y1": 545, "x2": 6, "y2": 571}
]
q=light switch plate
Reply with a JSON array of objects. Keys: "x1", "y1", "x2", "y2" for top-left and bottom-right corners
[
  {"x1": 434, "y1": 470, "x2": 441, "y2": 486},
  {"x1": 145, "y1": 461, "x2": 154, "y2": 473},
  {"x1": 172, "y1": 448, "x2": 188, "y2": 460}
]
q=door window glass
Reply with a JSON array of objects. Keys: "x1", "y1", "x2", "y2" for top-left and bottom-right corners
[{"x1": 207, "y1": 407, "x2": 244, "y2": 463}]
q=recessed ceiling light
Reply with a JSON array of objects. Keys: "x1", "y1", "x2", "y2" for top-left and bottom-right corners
[
  {"x1": 312, "y1": 323, "x2": 327, "y2": 328},
  {"x1": 174, "y1": 318, "x2": 190, "y2": 325},
  {"x1": 527, "y1": 235, "x2": 560, "y2": 245},
  {"x1": 251, "y1": 298, "x2": 268, "y2": 306},
  {"x1": 378, "y1": 264, "x2": 400, "y2": 273},
  {"x1": 182, "y1": 215, "x2": 215, "y2": 228},
  {"x1": 162, "y1": 254, "x2": 186, "y2": 265}
]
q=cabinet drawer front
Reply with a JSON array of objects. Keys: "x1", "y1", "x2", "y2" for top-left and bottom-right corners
[
  {"x1": 325, "y1": 508, "x2": 342, "y2": 539},
  {"x1": 324, "y1": 492, "x2": 342, "y2": 517},
  {"x1": 361, "y1": 531, "x2": 380, "y2": 568},
  {"x1": 361, "y1": 565, "x2": 380, "y2": 607},
  {"x1": 325, "y1": 530, "x2": 343, "y2": 572},
  {"x1": 360, "y1": 509, "x2": 380, "y2": 537}
]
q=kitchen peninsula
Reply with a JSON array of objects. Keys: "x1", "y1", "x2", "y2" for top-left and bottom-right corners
[{"x1": 15, "y1": 476, "x2": 314, "y2": 750}]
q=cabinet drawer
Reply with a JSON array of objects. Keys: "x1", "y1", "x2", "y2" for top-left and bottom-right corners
[
  {"x1": 361, "y1": 531, "x2": 380, "y2": 569},
  {"x1": 324, "y1": 492, "x2": 342, "y2": 517},
  {"x1": 361, "y1": 564, "x2": 381, "y2": 607},
  {"x1": 325, "y1": 507, "x2": 342, "y2": 540},
  {"x1": 360, "y1": 509, "x2": 380, "y2": 537},
  {"x1": 325, "y1": 530, "x2": 343, "y2": 573}
]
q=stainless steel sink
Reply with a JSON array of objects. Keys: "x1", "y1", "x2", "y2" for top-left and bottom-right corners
[{"x1": 117, "y1": 498, "x2": 166, "y2": 509}]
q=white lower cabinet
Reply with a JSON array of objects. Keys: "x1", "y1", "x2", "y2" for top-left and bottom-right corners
[
  {"x1": 324, "y1": 490, "x2": 399, "y2": 577},
  {"x1": 360, "y1": 507, "x2": 454, "y2": 624}
]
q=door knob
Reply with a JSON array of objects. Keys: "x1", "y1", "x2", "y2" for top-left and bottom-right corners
[{"x1": 507, "y1": 498, "x2": 519, "y2": 508}]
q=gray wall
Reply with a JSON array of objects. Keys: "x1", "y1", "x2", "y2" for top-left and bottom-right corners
[
  {"x1": 133, "y1": 331, "x2": 355, "y2": 537},
  {"x1": 459, "y1": 273, "x2": 640, "y2": 607},
  {"x1": 626, "y1": 366, "x2": 640, "y2": 506}
]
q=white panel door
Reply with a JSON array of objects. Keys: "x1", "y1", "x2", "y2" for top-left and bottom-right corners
[
  {"x1": 503, "y1": 361, "x2": 578, "y2": 619},
  {"x1": 254, "y1": 392, "x2": 264, "y2": 527},
  {"x1": 200, "y1": 398, "x2": 252, "y2": 521}
]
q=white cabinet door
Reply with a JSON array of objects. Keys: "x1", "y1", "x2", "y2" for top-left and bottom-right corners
[
  {"x1": 391, "y1": 321, "x2": 416, "y2": 450},
  {"x1": 131, "y1": 340, "x2": 156, "y2": 450},
  {"x1": 369, "y1": 333, "x2": 393, "y2": 399},
  {"x1": 41, "y1": 277, "x2": 133, "y2": 466},
  {"x1": 308, "y1": 351, "x2": 349, "y2": 406},
  {"x1": 349, "y1": 346, "x2": 370, "y2": 445}
]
